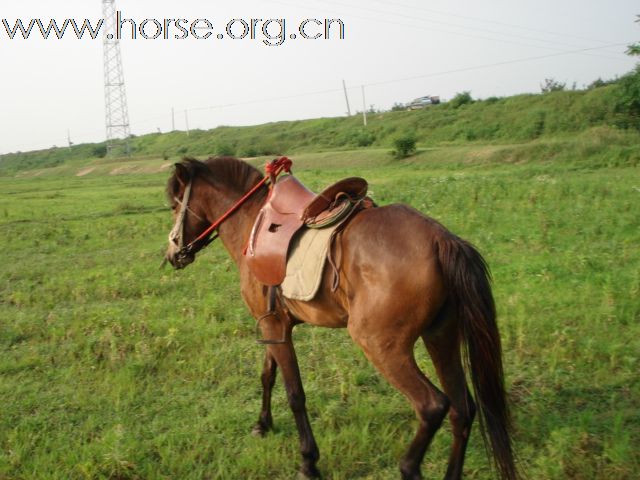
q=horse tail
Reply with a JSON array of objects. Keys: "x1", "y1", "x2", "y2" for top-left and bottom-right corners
[{"x1": 436, "y1": 233, "x2": 519, "y2": 480}]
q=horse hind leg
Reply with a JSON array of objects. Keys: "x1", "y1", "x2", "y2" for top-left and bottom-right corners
[
  {"x1": 348, "y1": 324, "x2": 450, "y2": 480},
  {"x1": 422, "y1": 313, "x2": 476, "y2": 480}
]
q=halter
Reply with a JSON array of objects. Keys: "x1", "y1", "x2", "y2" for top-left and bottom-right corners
[
  {"x1": 170, "y1": 156, "x2": 292, "y2": 264},
  {"x1": 169, "y1": 181, "x2": 192, "y2": 251}
]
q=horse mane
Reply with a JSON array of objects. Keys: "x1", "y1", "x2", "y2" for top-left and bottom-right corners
[{"x1": 166, "y1": 156, "x2": 266, "y2": 202}]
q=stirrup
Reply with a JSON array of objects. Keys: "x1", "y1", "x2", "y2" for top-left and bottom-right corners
[
  {"x1": 255, "y1": 311, "x2": 287, "y2": 345},
  {"x1": 255, "y1": 286, "x2": 287, "y2": 345}
]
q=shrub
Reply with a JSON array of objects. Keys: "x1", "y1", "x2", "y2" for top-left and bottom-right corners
[
  {"x1": 526, "y1": 109, "x2": 547, "y2": 139},
  {"x1": 92, "y1": 144, "x2": 108, "y2": 158},
  {"x1": 215, "y1": 142, "x2": 236, "y2": 157},
  {"x1": 449, "y1": 91, "x2": 473, "y2": 109},
  {"x1": 391, "y1": 132, "x2": 417, "y2": 159},
  {"x1": 613, "y1": 65, "x2": 640, "y2": 130},
  {"x1": 239, "y1": 145, "x2": 260, "y2": 158},
  {"x1": 355, "y1": 130, "x2": 376, "y2": 147},
  {"x1": 254, "y1": 140, "x2": 286, "y2": 157},
  {"x1": 342, "y1": 129, "x2": 375, "y2": 147},
  {"x1": 587, "y1": 78, "x2": 613, "y2": 90},
  {"x1": 541, "y1": 78, "x2": 566, "y2": 93}
]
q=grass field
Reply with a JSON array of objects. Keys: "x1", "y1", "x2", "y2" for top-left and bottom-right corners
[{"x1": 1, "y1": 132, "x2": 639, "y2": 479}]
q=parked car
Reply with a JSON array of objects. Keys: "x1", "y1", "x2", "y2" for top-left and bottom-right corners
[{"x1": 407, "y1": 95, "x2": 440, "y2": 110}]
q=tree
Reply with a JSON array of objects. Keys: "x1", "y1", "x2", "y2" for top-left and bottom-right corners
[
  {"x1": 626, "y1": 15, "x2": 640, "y2": 56},
  {"x1": 540, "y1": 78, "x2": 565, "y2": 93},
  {"x1": 614, "y1": 15, "x2": 640, "y2": 129},
  {"x1": 587, "y1": 78, "x2": 612, "y2": 90}
]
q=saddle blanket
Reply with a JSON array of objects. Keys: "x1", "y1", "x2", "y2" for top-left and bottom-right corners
[{"x1": 281, "y1": 222, "x2": 342, "y2": 301}]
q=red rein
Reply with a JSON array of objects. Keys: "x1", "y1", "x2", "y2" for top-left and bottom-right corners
[{"x1": 187, "y1": 156, "x2": 292, "y2": 247}]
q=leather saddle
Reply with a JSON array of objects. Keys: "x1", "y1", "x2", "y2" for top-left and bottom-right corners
[{"x1": 245, "y1": 174, "x2": 368, "y2": 286}]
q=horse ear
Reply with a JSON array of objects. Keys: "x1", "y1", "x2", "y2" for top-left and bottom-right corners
[{"x1": 174, "y1": 163, "x2": 190, "y2": 187}]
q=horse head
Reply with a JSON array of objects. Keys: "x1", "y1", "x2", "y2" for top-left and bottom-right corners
[
  {"x1": 164, "y1": 157, "x2": 268, "y2": 270},
  {"x1": 164, "y1": 160, "x2": 213, "y2": 269}
]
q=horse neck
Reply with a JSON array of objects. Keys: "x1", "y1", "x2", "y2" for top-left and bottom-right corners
[{"x1": 201, "y1": 181, "x2": 266, "y2": 265}]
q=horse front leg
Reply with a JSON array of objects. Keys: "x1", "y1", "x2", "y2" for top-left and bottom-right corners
[
  {"x1": 262, "y1": 318, "x2": 320, "y2": 478},
  {"x1": 252, "y1": 350, "x2": 277, "y2": 436}
]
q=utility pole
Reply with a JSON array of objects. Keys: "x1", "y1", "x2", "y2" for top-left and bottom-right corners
[
  {"x1": 342, "y1": 79, "x2": 351, "y2": 116},
  {"x1": 184, "y1": 110, "x2": 190, "y2": 136},
  {"x1": 67, "y1": 129, "x2": 73, "y2": 148},
  {"x1": 171, "y1": 107, "x2": 176, "y2": 131},
  {"x1": 103, "y1": 0, "x2": 131, "y2": 156},
  {"x1": 361, "y1": 85, "x2": 367, "y2": 127}
]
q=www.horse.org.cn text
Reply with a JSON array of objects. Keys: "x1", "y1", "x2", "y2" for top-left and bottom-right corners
[{"x1": 1, "y1": 14, "x2": 346, "y2": 46}]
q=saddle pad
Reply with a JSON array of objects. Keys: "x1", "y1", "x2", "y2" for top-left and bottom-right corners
[{"x1": 281, "y1": 223, "x2": 342, "y2": 301}]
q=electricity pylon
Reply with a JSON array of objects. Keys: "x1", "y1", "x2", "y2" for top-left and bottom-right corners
[{"x1": 102, "y1": 0, "x2": 131, "y2": 155}]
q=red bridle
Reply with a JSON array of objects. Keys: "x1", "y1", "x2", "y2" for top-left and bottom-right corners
[{"x1": 175, "y1": 156, "x2": 292, "y2": 260}]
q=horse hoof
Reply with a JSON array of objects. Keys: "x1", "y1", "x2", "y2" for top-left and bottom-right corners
[
  {"x1": 400, "y1": 465, "x2": 422, "y2": 480},
  {"x1": 251, "y1": 415, "x2": 273, "y2": 437},
  {"x1": 400, "y1": 471, "x2": 422, "y2": 480},
  {"x1": 251, "y1": 423, "x2": 270, "y2": 437},
  {"x1": 297, "y1": 470, "x2": 321, "y2": 480}
]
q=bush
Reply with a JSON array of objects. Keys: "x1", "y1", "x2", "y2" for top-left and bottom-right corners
[
  {"x1": 449, "y1": 91, "x2": 473, "y2": 109},
  {"x1": 391, "y1": 132, "x2": 417, "y2": 159},
  {"x1": 258, "y1": 142, "x2": 281, "y2": 156},
  {"x1": 541, "y1": 78, "x2": 566, "y2": 93},
  {"x1": 215, "y1": 142, "x2": 236, "y2": 156},
  {"x1": 92, "y1": 144, "x2": 107, "y2": 158},
  {"x1": 587, "y1": 78, "x2": 614, "y2": 90},
  {"x1": 613, "y1": 65, "x2": 640, "y2": 130},
  {"x1": 342, "y1": 129, "x2": 375, "y2": 147},
  {"x1": 239, "y1": 145, "x2": 260, "y2": 158},
  {"x1": 354, "y1": 130, "x2": 376, "y2": 147},
  {"x1": 526, "y1": 109, "x2": 547, "y2": 139}
]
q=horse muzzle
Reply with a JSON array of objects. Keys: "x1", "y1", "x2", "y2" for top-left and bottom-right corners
[{"x1": 165, "y1": 247, "x2": 195, "y2": 270}]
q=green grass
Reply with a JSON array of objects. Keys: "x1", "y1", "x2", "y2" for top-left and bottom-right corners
[{"x1": 1, "y1": 133, "x2": 639, "y2": 479}]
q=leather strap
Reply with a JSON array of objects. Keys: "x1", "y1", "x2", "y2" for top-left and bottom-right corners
[
  {"x1": 169, "y1": 181, "x2": 192, "y2": 250},
  {"x1": 255, "y1": 286, "x2": 288, "y2": 345}
]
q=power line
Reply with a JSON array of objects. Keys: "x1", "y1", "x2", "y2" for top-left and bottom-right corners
[
  {"x1": 304, "y1": 0, "x2": 626, "y2": 60},
  {"x1": 117, "y1": 41, "x2": 630, "y2": 131},
  {"x1": 175, "y1": 41, "x2": 630, "y2": 115},
  {"x1": 363, "y1": 0, "x2": 615, "y2": 45},
  {"x1": 185, "y1": 86, "x2": 347, "y2": 114},
  {"x1": 362, "y1": 42, "x2": 632, "y2": 88}
]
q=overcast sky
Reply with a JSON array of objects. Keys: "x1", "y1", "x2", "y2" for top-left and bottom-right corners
[{"x1": 0, "y1": 0, "x2": 637, "y2": 154}]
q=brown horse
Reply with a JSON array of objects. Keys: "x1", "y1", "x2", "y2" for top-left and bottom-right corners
[{"x1": 164, "y1": 157, "x2": 518, "y2": 480}]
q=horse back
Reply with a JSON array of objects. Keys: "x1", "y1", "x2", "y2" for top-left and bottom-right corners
[{"x1": 284, "y1": 203, "x2": 448, "y2": 330}]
